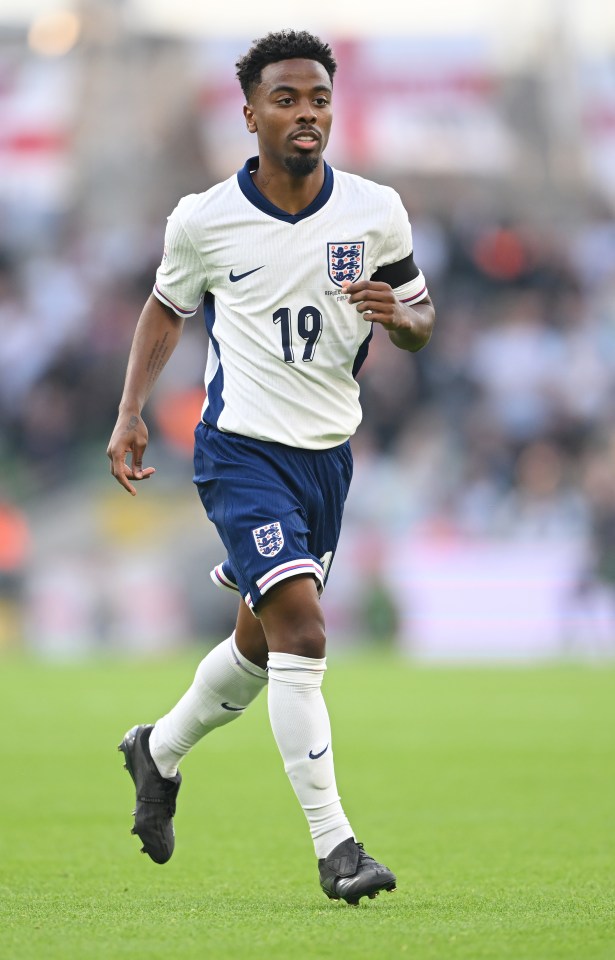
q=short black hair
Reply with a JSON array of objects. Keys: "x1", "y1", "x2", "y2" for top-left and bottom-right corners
[{"x1": 236, "y1": 29, "x2": 337, "y2": 101}]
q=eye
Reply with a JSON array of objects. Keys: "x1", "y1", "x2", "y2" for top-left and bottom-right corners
[
  {"x1": 314, "y1": 97, "x2": 330, "y2": 106},
  {"x1": 277, "y1": 97, "x2": 294, "y2": 105}
]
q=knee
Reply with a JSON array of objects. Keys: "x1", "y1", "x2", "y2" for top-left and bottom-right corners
[
  {"x1": 259, "y1": 575, "x2": 327, "y2": 658},
  {"x1": 276, "y1": 622, "x2": 326, "y2": 659},
  {"x1": 265, "y1": 610, "x2": 326, "y2": 658}
]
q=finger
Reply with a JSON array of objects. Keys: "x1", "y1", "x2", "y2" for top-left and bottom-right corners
[
  {"x1": 131, "y1": 466, "x2": 156, "y2": 481},
  {"x1": 354, "y1": 299, "x2": 394, "y2": 318},
  {"x1": 130, "y1": 441, "x2": 148, "y2": 479},
  {"x1": 358, "y1": 305, "x2": 398, "y2": 329},
  {"x1": 341, "y1": 280, "x2": 367, "y2": 299},
  {"x1": 348, "y1": 294, "x2": 395, "y2": 313},
  {"x1": 111, "y1": 460, "x2": 138, "y2": 497},
  {"x1": 349, "y1": 287, "x2": 394, "y2": 305},
  {"x1": 124, "y1": 464, "x2": 156, "y2": 484},
  {"x1": 343, "y1": 280, "x2": 390, "y2": 296},
  {"x1": 115, "y1": 464, "x2": 156, "y2": 496},
  {"x1": 365, "y1": 313, "x2": 395, "y2": 328},
  {"x1": 107, "y1": 443, "x2": 151, "y2": 496},
  {"x1": 354, "y1": 299, "x2": 378, "y2": 312}
]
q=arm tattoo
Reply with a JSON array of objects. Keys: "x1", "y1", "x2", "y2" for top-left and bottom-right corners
[
  {"x1": 128, "y1": 415, "x2": 139, "y2": 429},
  {"x1": 146, "y1": 332, "x2": 170, "y2": 385}
]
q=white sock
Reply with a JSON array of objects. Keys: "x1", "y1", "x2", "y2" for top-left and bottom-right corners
[
  {"x1": 149, "y1": 633, "x2": 268, "y2": 778},
  {"x1": 267, "y1": 651, "x2": 354, "y2": 859}
]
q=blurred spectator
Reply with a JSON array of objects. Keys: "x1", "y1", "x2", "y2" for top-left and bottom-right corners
[
  {"x1": 492, "y1": 440, "x2": 587, "y2": 541},
  {"x1": 467, "y1": 291, "x2": 566, "y2": 444}
]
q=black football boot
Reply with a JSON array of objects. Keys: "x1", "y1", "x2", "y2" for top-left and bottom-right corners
[
  {"x1": 318, "y1": 837, "x2": 397, "y2": 905},
  {"x1": 118, "y1": 724, "x2": 181, "y2": 864}
]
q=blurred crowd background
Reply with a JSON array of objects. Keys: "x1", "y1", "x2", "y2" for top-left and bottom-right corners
[{"x1": 2, "y1": 0, "x2": 615, "y2": 659}]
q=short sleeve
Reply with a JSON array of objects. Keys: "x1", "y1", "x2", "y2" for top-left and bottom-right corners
[
  {"x1": 373, "y1": 191, "x2": 428, "y2": 305},
  {"x1": 153, "y1": 199, "x2": 207, "y2": 318}
]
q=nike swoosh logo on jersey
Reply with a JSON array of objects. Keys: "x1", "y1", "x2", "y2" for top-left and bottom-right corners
[
  {"x1": 229, "y1": 266, "x2": 265, "y2": 282},
  {"x1": 221, "y1": 702, "x2": 245, "y2": 711},
  {"x1": 308, "y1": 744, "x2": 329, "y2": 760}
]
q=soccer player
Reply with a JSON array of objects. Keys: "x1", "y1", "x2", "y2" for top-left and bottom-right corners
[{"x1": 107, "y1": 29, "x2": 435, "y2": 905}]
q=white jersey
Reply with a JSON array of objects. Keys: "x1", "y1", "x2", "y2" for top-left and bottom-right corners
[{"x1": 154, "y1": 157, "x2": 427, "y2": 449}]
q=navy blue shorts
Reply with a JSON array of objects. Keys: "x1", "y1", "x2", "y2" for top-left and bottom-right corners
[{"x1": 193, "y1": 421, "x2": 353, "y2": 612}]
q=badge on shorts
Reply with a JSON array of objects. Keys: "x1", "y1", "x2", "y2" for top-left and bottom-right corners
[
  {"x1": 252, "y1": 521, "x2": 285, "y2": 558},
  {"x1": 327, "y1": 242, "x2": 365, "y2": 287}
]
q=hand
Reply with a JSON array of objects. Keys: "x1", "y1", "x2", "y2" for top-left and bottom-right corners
[
  {"x1": 341, "y1": 279, "x2": 410, "y2": 333},
  {"x1": 106, "y1": 412, "x2": 156, "y2": 496}
]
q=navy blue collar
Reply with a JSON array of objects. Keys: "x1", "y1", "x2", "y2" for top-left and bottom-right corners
[{"x1": 237, "y1": 156, "x2": 334, "y2": 224}]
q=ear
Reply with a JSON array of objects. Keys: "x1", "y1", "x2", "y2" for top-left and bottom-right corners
[{"x1": 243, "y1": 103, "x2": 257, "y2": 134}]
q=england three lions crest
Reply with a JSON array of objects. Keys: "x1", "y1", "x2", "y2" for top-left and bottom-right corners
[
  {"x1": 252, "y1": 521, "x2": 284, "y2": 558},
  {"x1": 327, "y1": 242, "x2": 365, "y2": 287}
]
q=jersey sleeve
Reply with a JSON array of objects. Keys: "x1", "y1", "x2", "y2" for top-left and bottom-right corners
[
  {"x1": 370, "y1": 190, "x2": 428, "y2": 305},
  {"x1": 153, "y1": 198, "x2": 208, "y2": 318}
]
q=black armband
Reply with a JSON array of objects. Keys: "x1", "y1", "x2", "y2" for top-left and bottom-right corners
[{"x1": 370, "y1": 252, "x2": 419, "y2": 287}]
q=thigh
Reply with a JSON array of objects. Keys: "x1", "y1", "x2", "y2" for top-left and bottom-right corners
[
  {"x1": 259, "y1": 575, "x2": 326, "y2": 658},
  {"x1": 194, "y1": 423, "x2": 325, "y2": 611},
  {"x1": 234, "y1": 600, "x2": 268, "y2": 669},
  {"x1": 235, "y1": 578, "x2": 326, "y2": 663}
]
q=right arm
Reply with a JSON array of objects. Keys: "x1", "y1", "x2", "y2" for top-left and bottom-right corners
[{"x1": 107, "y1": 293, "x2": 185, "y2": 495}]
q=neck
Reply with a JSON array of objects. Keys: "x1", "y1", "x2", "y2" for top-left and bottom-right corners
[{"x1": 252, "y1": 156, "x2": 325, "y2": 215}]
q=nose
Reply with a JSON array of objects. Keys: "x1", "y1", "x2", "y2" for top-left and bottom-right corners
[{"x1": 296, "y1": 98, "x2": 317, "y2": 124}]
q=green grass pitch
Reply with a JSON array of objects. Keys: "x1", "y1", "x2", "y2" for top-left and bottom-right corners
[{"x1": 1, "y1": 653, "x2": 614, "y2": 960}]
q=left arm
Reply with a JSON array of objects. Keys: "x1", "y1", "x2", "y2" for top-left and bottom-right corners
[{"x1": 342, "y1": 280, "x2": 435, "y2": 352}]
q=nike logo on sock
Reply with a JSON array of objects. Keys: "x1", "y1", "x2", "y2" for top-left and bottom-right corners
[
  {"x1": 221, "y1": 702, "x2": 245, "y2": 711},
  {"x1": 308, "y1": 744, "x2": 329, "y2": 759},
  {"x1": 228, "y1": 266, "x2": 265, "y2": 283}
]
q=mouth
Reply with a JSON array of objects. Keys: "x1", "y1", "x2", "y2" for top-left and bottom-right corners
[{"x1": 290, "y1": 130, "x2": 321, "y2": 150}]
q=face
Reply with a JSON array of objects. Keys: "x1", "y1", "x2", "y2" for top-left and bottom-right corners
[{"x1": 244, "y1": 58, "x2": 333, "y2": 177}]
